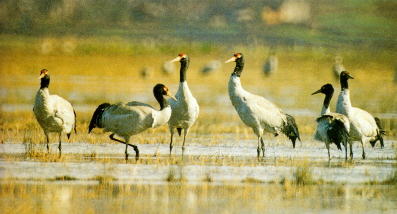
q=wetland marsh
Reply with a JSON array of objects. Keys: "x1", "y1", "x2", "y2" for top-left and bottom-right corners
[{"x1": 0, "y1": 36, "x2": 396, "y2": 213}]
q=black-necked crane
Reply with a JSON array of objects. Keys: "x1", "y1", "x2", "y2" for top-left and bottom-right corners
[
  {"x1": 88, "y1": 84, "x2": 176, "y2": 160},
  {"x1": 140, "y1": 67, "x2": 153, "y2": 79},
  {"x1": 167, "y1": 53, "x2": 199, "y2": 155},
  {"x1": 225, "y1": 53, "x2": 300, "y2": 158},
  {"x1": 336, "y1": 71, "x2": 385, "y2": 159},
  {"x1": 332, "y1": 56, "x2": 345, "y2": 80},
  {"x1": 312, "y1": 83, "x2": 350, "y2": 161},
  {"x1": 33, "y1": 69, "x2": 76, "y2": 155},
  {"x1": 263, "y1": 50, "x2": 278, "y2": 77},
  {"x1": 200, "y1": 60, "x2": 222, "y2": 75},
  {"x1": 162, "y1": 61, "x2": 175, "y2": 75}
]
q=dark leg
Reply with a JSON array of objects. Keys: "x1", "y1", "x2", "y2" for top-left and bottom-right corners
[
  {"x1": 169, "y1": 128, "x2": 174, "y2": 155},
  {"x1": 132, "y1": 145, "x2": 139, "y2": 161},
  {"x1": 58, "y1": 132, "x2": 62, "y2": 156},
  {"x1": 260, "y1": 137, "x2": 265, "y2": 157},
  {"x1": 326, "y1": 142, "x2": 330, "y2": 161},
  {"x1": 109, "y1": 134, "x2": 139, "y2": 160},
  {"x1": 360, "y1": 140, "x2": 366, "y2": 159},
  {"x1": 349, "y1": 142, "x2": 353, "y2": 159},
  {"x1": 182, "y1": 128, "x2": 188, "y2": 157},
  {"x1": 344, "y1": 141, "x2": 348, "y2": 161},
  {"x1": 125, "y1": 143, "x2": 129, "y2": 160},
  {"x1": 45, "y1": 133, "x2": 50, "y2": 153},
  {"x1": 257, "y1": 136, "x2": 261, "y2": 159}
]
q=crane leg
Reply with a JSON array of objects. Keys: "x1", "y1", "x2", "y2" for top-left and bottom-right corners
[
  {"x1": 260, "y1": 136, "x2": 265, "y2": 157},
  {"x1": 257, "y1": 136, "x2": 261, "y2": 159},
  {"x1": 58, "y1": 132, "x2": 62, "y2": 156},
  {"x1": 349, "y1": 142, "x2": 353, "y2": 159},
  {"x1": 125, "y1": 143, "x2": 129, "y2": 160},
  {"x1": 45, "y1": 132, "x2": 50, "y2": 153},
  {"x1": 360, "y1": 140, "x2": 366, "y2": 159},
  {"x1": 169, "y1": 128, "x2": 174, "y2": 155},
  {"x1": 182, "y1": 128, "x2": 188, "y2": 157},
  {"x1": 326, "y1": 142, "x2": 330, "y2": 161},
  {"x1": 109, "y1": 134, "x2": 139, "y2": 161}
]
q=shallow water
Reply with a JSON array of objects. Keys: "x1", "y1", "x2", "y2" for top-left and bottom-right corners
[
  {"x1": 2, "y1": 182, "x2": 396, "y2": 214},
  {"x1": 0, "y1": 140, "x2": 395, "y2": 184}
]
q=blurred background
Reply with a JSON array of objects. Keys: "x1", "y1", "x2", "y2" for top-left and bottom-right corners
[{"x1": 0, "y1": 0, "x2": 396, "y2": 48}]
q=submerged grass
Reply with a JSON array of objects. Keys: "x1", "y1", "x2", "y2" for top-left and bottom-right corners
[{"x1": 292, "y1": 166, "x2": 314, "y2": 186}]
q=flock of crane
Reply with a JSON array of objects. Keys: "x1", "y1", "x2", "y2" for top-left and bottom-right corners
[{"x1": 33, "y1": 53, "x2": 385, "y2": 161}]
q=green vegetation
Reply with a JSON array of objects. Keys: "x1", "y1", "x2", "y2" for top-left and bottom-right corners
[{"x1": 1, "y1": 0, "x2": 396, "y2": 48}]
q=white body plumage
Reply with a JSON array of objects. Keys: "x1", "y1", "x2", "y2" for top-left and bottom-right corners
[
  {"x1": 228, "y1": 75, "x2": 286, "y2": 136},
  {"x1": 101, "y1": 102, "x2": 172, "y2": 140},
  {"x1": 89, "y1": 84, "x2": 174, "y2": 160},
  {"x1": 336, "y1": 89, "x2": 378, "y2": 142},
  {"x1": 167, "y1": 53, "x2": 199, "y2": 155},
  {"x1": 225, "y1": 53, "x2": 300, "y2": 158},
  {"x1": 168, "y1": 82, "x2": 199, "y2": 131},
  {"x1": 34, "y1": 88, "x2": 75, "y2": 134},
  {"x1": 33, "y1": 69, "x2": 76, "y2": 154},
  {"x1": 336, "y1": 72, "x2": 381, "y2": 159}
]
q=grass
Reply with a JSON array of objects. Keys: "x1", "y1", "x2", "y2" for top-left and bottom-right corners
[
  {"x1": 292, "y1": 166, "x2": 314, "y2": 186},
  {"x1": 383, "y1": 171, "x2": 397, "y2": 185},
  {"x1": 0, "y1": 36, "x2": 396, "y2": 148}
]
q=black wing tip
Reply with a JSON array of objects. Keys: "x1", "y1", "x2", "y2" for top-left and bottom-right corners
[
  {"x1": 177, "y1": 128, "x2": 182, "y2": 136},
  {"x1": 370, "y1": 117, "x2": 386, "y2": 148},
  {"x1": 327, "y1": 119, "x2": 349, "y2": 150},
  {"x1": 284, "y1": 114, "x2": 301, "y2": 147},
  {"x1": 374, "y1": 117, "x2": 386, "y2": 136}
]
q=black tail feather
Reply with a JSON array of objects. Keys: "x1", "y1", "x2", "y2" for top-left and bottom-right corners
[
  {"x1": 370, "y1": 117, "x2": 386, "y2": 148},
  {"x1": 327, "y1": 119, "x2": 349, "y2": 151},
  {"x1": 177, "y1": 128, "x2": 182, "y2": 136},
  {"x1": 88, "y1": 103, "x2": 111, "y2": 133},
  {"x1": 282, "y1": 114, "x2": 301, "y2": 148}
]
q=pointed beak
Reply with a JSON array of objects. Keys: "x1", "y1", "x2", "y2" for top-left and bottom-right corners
[
  {"x1": 166, "y1": 91, "x2": 177, "y2": 101},
  {"x1": 170, "y1": 56, "x2": 182, "y2": 63},
  {"x1": 38, "y1": 73, "x2": 45, "y2": 79},
  {"x1": 348, "y1": 74, "x2": 354, "y2": 79},
  {"x1": 311, "y1": 89, "x2": 322, "y2": 95},
  {"x1": 225, "y1": 56, "x2": 236, "y2": 63}
]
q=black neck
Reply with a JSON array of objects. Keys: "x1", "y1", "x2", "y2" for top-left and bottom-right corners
[
  {"x1": 179, "y1": 58, "x2": 189, "y2": 82},
  {"x1": 154, "y1": 93, "x2": 169, "y2": 110},
  {"x1": 232, "y1": 59, "x2": 244, "y2": 77},
  {"x1": 323, "y1": 91, "x2": 333, "y2": 109},
  {"x1": 40, "y1": 75, "x2": 50, "y2": 89},
  {"x1": 340, "y1": 77, "x2": 349, "y2": 90}
]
